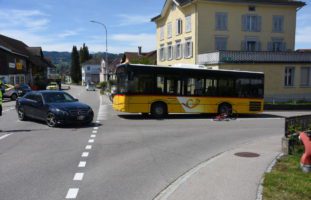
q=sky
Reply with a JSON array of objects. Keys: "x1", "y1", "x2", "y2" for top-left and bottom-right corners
[{"x1": 0, "y1": 0, "x2": 310, "y2": 53}]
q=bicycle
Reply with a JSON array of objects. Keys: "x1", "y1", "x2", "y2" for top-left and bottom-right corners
[{"x1": 213, "y1": 109, "x2": 238, "y2": 121}]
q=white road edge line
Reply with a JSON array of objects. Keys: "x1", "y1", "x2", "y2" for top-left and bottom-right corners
[
  {"x1": 73, "y1": 173, "x2": 84, "y2": 181},
  {"x1": 66, "y1": 188, "x2": 79, "y2": 199},
  {"x1": 0, "y1": 133, "x2": 12, "y2": 141}
]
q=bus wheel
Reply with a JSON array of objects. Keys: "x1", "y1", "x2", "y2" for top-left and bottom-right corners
[
  {"x1": 151, "y1": 102, "x2": 167, "y2": 118},
  {"x1": 218, "y1": 103, "x2": 232, "y2": 115}
]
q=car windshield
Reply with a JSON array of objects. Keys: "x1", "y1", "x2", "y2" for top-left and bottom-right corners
[{"x1": 43, "y1": 92, "x2": 76, "y2": 103}]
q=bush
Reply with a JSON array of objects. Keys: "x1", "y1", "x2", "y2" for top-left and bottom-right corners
[{"x1": 97, "y1": 81, "x2": 107, "y2": 89}]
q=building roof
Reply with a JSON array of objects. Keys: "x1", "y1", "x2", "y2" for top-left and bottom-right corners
[
  {"x1": 151, "y1": 0, "x2": 306, "y2": 22},
  {"x1": 122, "y1": 50, "x2": 157, "y2": 64},
  {"x1": 0, "y1": 34, "x2": 30, "y2": 57},
  {"x1": 81, "y1": 57, "x2": 103, "y2": 65},
  {"x1": 0, "y1": 34, "x2": 55, "y2": 69}
]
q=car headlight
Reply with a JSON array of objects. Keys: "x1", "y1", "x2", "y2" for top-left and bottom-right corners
[{"x1": 55, "y1": 108, "x2": 69, "y2": 116}]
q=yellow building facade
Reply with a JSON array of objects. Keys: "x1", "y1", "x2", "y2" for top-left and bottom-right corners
[{"x1": 152, "y1": 0, "x2": 311, "y2": 102}]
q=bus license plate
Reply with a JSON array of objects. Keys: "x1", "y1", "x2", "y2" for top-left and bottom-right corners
[{"x1": 77, "y1": 116, "x2": 85, "y2": 120}]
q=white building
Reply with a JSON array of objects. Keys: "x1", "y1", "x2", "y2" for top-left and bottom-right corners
[{"x1": 81, "y1": 58, "x2": 101, "y2": 86}]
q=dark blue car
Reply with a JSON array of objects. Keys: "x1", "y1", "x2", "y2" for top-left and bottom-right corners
[{"x1": 16, "y1": 91, "x2": 94, "y2": 127}]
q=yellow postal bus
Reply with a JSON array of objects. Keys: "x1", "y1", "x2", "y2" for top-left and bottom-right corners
[{"x1": 113, "y1": 64, "x2": 264, "y2": 118}]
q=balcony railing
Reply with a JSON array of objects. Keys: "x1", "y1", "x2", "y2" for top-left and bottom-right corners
[{"x1": 198, "y1": 51, "x2": 311, "y2": 65}]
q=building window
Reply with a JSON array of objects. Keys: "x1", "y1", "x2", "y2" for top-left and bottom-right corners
[
  {"x1": 301, "y1": 67, "x2": 311, "y2": 87},
  {"x1": 241, "y1": 38, "x2": 261, "y2": 51},
  {"x1": 242, "y1": 15, "x2": 261, "y2": 32},
  {"x1": 268, "y1": 38, "x2": 286, "y2": 51},
  {"x1": 184, "y1": 39, "x2": 193, "y2": 58},
  {"x1": 167, "y1": 43, "x2": 173, "y2": 60},
  {"x1": 167, "y1": 22, "x2": 172, "y2": 38},
  {"x1": 185, "y1": 15, "x2": 192, "y2": 33},
  {"x1": 160, "y1": 26, "x2": 164, "y2": 41},
  {"x1": 87, "y1": 66, "x2": 90, "y2": 71},
  {"x1": 284, "y1": 67, "x2": 295, "y2": 87},
  {"x1": 215, "y1": 12, "x2": 228, "y2": 31},
  {"x1": 215, "y1": 36, "x2": 227, "y2": 50},
  {"x1": 176, "y1": 19, "x2": 183, "y2": 35},
  {"x1": 159, "y1": 44, "x2": 165, "y2": 61},
  {"x1": 249, "y1": 6, "x2": 256, "y2": 11},
  {"x1": 175, "y1": 41, "x2": 182, "y2": 59},
  {"x1": 273, "y1": 16, "x2": 284, "y2": 33}
]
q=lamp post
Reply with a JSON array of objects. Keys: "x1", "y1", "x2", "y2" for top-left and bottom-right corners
[{"x1": 90, "y1": 20, "x2": 109, "y2": 86}]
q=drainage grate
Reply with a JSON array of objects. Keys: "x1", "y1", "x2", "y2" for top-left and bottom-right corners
[{"x1": 234, "y1": 152, "x2": 260, "y2": 158}]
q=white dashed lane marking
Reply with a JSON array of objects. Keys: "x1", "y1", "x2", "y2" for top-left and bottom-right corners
[
  {"x1": 81, "y1": 152, "x2": 89, "y2": 157},
  {"x1": 78, "y1": 161, "x2": 86, "y2": 168},
  {"x1": 73, "y1": 173, "x2": 84, "y2": 181},
  {"x1": 93, "y1": 127, "x2": 98, "y2": 130},
  {"x1": 66, "y1": 188, "x2": 79, "y2": 199},
  {"x1": 88, "y1": 139, "x2": 94, "y2": 143},
  {"x1": 92, "y1": 130, "x2": 97, "y2": 134},
  {"x1": 85, "y1": 145, "x2": 92, "y2": 150},
  {"x1": 91, "y1": 135, "x2": 96, "y2": 138}
]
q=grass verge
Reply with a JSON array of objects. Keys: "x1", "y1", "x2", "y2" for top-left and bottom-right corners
[{"x1": 263, "y1": 146, "x2": 311, "y2": 200}]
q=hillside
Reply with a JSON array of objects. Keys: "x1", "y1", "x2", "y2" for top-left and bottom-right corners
[{"x1": 43, "y1": 51, "x2": 121, "y2": 74}]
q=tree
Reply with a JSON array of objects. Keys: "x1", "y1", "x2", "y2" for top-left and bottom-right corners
[
  {"x1": 79, "y1": 43, "x2": 91, "y2": 64},
  {"x1": 70, "y1": 46, "x2": 81, "y2": 83}
]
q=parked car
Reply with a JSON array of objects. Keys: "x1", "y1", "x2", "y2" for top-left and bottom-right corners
[
  {"x1": 46, "y1": 82, "x2": 58, "y2": 90},
  {"x1": 16, "y1": 91, "x2": 94, "y2": 127},
  {"x1": 4, "y1": 84, "x2": 18, "y2": 100},
  {"x1": 15, "y1": 84, "x2": 32, "y2": 97},
  {"x1": 86, "y1": 82, "x2": 96, "y2": 91}
]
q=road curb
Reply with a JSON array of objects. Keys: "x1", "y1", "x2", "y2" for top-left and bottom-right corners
[{"x1": 255, "y1": 153, "x2": 284, "y2": 200}]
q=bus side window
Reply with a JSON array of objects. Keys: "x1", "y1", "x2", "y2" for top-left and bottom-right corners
[{"x1": 156, "y1": 76, "x2": 165, "y2": 94}]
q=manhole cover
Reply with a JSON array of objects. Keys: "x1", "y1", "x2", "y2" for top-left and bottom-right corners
[{"x1": 234, "y1": 152, "x2": 260, "y2": 158}]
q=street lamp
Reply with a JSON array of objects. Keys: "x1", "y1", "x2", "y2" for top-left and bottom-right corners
[{"x1": 90, "y1": 20, "x2": 109, "y2": 85}]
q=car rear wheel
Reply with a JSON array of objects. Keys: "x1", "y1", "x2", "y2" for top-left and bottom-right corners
[
  {"x1": 11, "y1": 93, "x2": 17, "y2": 101},
  {"x1": 17, "y1": 107, "x2": 27, "y2": 121},
  {"x1": 46, "y1": 112, "x2": 57, "y2": 127}
]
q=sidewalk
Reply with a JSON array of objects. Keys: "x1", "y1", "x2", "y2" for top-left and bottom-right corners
[{"x1": 155, "y1": 135, "x2": 282, "y2": 200}]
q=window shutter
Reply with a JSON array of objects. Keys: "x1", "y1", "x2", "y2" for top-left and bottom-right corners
[
  {"x1": 216, "y1": 13, "x2": 221, "y2": 30},
  {"x1": 183, "y1": 42, "x2": 187, "y2": 58},
  {"x1": 180, "y1": 43, "x2": 183, "y2": 59},
  {"x1": 224, "y1": 14, "x2": 228, "y2": 30},
  {"x1": 267, "y1": 42, "x2": 273, "y2": 51},
  {"x1": 241, "y1": 41, "x2": 246, "y2": 51},
  {"x1": 242, "y1": 15, "x2": 247, "y2": 31},
  {"x1": 280, "y1": 16, "x2": 284, "y2": 32},
  {"x1": 173, "y1": 45, "x2": 176, "y2": 60},
  {"x1": 282, "y1": 42, "x2": 287, "y2": 51},
  {"x1": 256, "y1": 16, "x2": 262, "y2": 32},
  {"x1": 190, "y1": 41, "x2": 193, "y2": 58},
  {"x1": 256, "y1": 41, "x2": 261, "y2": 51},
  {"x1": 175, "y1": 20, "x2": 179, "y2": 35}
]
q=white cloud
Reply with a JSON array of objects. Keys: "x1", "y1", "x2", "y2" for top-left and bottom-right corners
[
  {"x1": 0, "y1": 9, "x2": 49, "y2": 31},
  {"x1": 58, "y1": 30, "x2": 80, "y2": 38},
  {"x1": 115, "y1": 14, "x2": 154, "y2": 26}
]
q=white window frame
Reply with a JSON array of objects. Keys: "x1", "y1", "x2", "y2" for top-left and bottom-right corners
[
  {"x1": 160, "y1": 26, "x2": 164, "y2": 41},
  {"x1": 184, "y1": 38, "x2": 193, "y2": 59},
  {"x1": 167, "y1": 22, "x2": 172, "y2": 39},
  {"x1": 175, "y1": 40, "x2": 182, "y2": 59},
  {"x1": 300, "y1": 67, "x2": 311, "y2": 87},
  {"x1": 284, "y1": 67, "x2": 295, "y2": 87},
  {"x1": 176, "y1": 19, "x2": 183, "y2": 35},
  {"x1": 167, "y1": 43, "x2": 173, "y2": 60},
  {"x1": 185, "y1": 15, "x2": 192, "y2": 33}
]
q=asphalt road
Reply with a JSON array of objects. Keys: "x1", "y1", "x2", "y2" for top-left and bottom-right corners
[{"x1": 0, "y1": 86, "x2": 309, "y2": 200}]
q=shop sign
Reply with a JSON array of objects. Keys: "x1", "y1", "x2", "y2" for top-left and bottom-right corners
[
  {"x1": 9, "y1": 63, "x2": 15, "y2": 68},
  {"x1": 16, "y1": 63, "x2": 23, "y2": 70}
]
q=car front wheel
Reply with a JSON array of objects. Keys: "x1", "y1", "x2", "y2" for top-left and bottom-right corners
[
  {"x1": 17, "y1": 107, "x2": 27, "y2": 121},
  {"x1": 46, "y1": 112, "x2": 57, "y2": 127}
]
